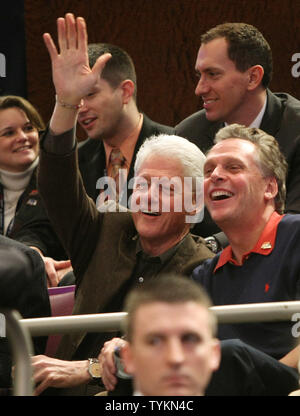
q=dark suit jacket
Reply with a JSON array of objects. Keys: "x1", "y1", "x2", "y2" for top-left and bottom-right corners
[
  {"x1": 0, "y1": 237, "x2": 51, "y2": 387},
  {"x1": 176, "y1": 89, "x2": 300, "y2": 214},
  {"x1": 11, "y1": 168, "x2": 68, "y2": 260},
  {"x1": 78, "y1": 113, "x2": 174, "y2": 203},
  {"x1": 38, "y1": 137, "x2": 215, "y2": 370}
]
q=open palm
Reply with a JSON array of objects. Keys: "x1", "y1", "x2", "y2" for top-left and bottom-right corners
[{"x1": 43, "y1": 13, "x2": 111, "y2": 104}]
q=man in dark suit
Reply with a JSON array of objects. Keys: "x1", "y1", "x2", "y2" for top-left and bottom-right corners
[
  {"x1": 78, "y1": 42, "x2": 174, "y2": 205},
  {"x1": 0, "y1": 237, "x2": 50, "y2": 389},
  {"x1": 176, "y1": 22, "x2": 300, "y2": 241},
  {"x1": 118, "y1": 275, "x2": 220, "y2": 396}
]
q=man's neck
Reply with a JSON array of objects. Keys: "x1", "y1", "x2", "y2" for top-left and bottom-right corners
[
  {"x1": 103, "y1": 104, "x2": 141, "y2": 148},
  {"x1": 221, "y1": 206, "x2": 275, "y2": 265},
  {"x1": 225, "y1": 88, "x2": 267, "y2": 127}
]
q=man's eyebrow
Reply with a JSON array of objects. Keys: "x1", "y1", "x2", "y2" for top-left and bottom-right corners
[
  {"x1": 205, "y1": 155, "x2": 246, "y2": 167},
  {"x1": 181, "y1": 331, "x2": 202, "y2": 340},
  {"x1": 196, "y1": 66, "x2": 223, "y2": 75},
  {"x1": 144, "y1": 332, "x2": 165, "y2": 340},
  {"x1": 203, "y1": 158, "x2": 216, "y2": 167}
]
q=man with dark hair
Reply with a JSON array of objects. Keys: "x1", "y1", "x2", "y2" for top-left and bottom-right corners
[
  {"x1": 88, "y1": 43, "x2": 137, "y2": 100},
  {"x1": 200, "y1": 23, "x2": 273, "y2": 89},
  {"x1": 119, "y1": 275, "x2": 220, "y2": 396},
  {"x1": 77, "y1": 41, "x2": 174, "y2": 206},
  {"x1": 176, "y1": 22, "x2": 300, "y2": 241}
]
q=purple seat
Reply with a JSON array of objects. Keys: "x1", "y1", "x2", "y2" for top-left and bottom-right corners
[{"x1": 45, "y1": 285, "x2": 75, "y2": 357}]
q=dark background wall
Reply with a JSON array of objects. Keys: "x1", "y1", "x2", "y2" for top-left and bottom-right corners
[
  {"x1": 24, "y1": 0, "x2": 300, "y2": 134},
  {"x1": 0, "y1": 1, "x2": 27, "y2": 97}
]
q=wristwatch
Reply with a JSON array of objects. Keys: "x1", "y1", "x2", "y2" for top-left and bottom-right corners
[{"x1": 88, "y1": 358, "x2": 102, "y2": 385}]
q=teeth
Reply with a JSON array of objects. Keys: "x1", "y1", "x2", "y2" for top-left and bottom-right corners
[
  {"x1": 142, "y1": 211, "x2": 159, "y2": 216},
  {"x1": 211, "y1": 190, "x2": 233, "y2": 200},
  {"x1": 15, "y1": 146, "x2": 30, "y2": 152},
  {"x1": 82, "y1": 118, "x2": 95, "y2": 125},
  {"x1": 203, "y1": 99, "x2": 216, "y2": 104}
]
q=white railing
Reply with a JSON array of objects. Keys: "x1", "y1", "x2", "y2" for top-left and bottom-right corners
[
  {"x1": 19, "y1": 300, "x2": 300, "y2": 336},
  {"x1": 5, "y1": 300, "x2": 300, "y2": 396}
]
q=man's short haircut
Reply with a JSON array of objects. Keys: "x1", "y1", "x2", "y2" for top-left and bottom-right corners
[
  {"x1": 214, "y1": 124, "x2": 288, "y2": 214},
  {"x1": 134, "y1": 133, "x2": 206, "y2": 187},
  {"x1": 201, "y1": 23, "x2": 273, "y2": 88},
  {"x1": 88, "y1": 43, "x2": 137, "y2": 100},
  {"x1": 123, "y1": 275, "x2": 217, "y2": 341},
  {"x1": 0, "y1": 95, "x2": 45, "y2": 132}
]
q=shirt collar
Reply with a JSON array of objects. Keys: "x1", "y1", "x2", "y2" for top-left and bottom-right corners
[
  {"x1": 214, "y1": 211, "x2": 284, "y2": 272},
  {"x1": 135, "y1": 233, "x2": 187, "y2": 264},
  {"x1": 249, "y1": 95, "x2": 267, "y2": 128},
  {"x1": 224, "y1": 95, "x2": 267, "y2": 129}
]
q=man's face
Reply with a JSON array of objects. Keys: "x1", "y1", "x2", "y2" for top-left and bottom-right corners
[
  {"x1": 123, "y1": 301, "x2": 220, "y2": 396},
  {"x1": 195, "y1": 37, "x2": 251, "y2": 124},
  {"x1": 131, "y1": 155, "x2": 195, "y2": 252},
  {"x1": 77, "y1": 77, "x2": 124, "y2": 140},
  {"x1": 204, "y1": 138, "x2": 275, "y2": 228}
]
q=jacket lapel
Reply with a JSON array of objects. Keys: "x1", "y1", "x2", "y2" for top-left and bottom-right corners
[{"x1": 260, "y1": 89, "x2": 284, "y2": 136}]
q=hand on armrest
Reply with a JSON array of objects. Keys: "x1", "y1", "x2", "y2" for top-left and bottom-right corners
[{"x1": 31, "y1": 246, "x2": 72, "y2": 287}]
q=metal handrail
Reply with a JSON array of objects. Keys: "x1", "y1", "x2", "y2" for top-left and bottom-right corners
[
  {"x1": 19, "y1": 300, "x2": 300, "y2": 336},
  {"x1": 21, "y1": 312, "x2": 127, "y2": 336},
  {"x1": 1, "y1": 309, "x2": 34, "y2": 396},
  {"x1": 6, "y1": 300, "x2": 300, "y2": 396}
]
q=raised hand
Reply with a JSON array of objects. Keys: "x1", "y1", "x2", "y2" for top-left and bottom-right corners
[{"x1": 43, "y1": 13, "x2": 111, "y2": 105}]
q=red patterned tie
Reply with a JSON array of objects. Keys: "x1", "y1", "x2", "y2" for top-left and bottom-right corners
[{"x1": 110, "y1": 148, "x2": 126, "y2": 201}]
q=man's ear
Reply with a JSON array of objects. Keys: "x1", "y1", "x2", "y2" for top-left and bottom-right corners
[
  {"x1": 120, "y1": 79, "x2": 135, "y2": 104},
  {"x1": 210, "y1": 339, "x2": 221, "y2": 372},
  {"x1": 120, "y1": 342, "x2": 135, "y2": 375},
  {"x1": 247, "y1": 65, "x2": 264, "y2": 91},
  {"x1": 264, "y1": 176, "x2": 278, "y2": 202}
]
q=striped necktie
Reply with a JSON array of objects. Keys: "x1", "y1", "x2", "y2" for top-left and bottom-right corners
[{"x1": 110, "y1": 148, "x2": 126, "y2": 201}]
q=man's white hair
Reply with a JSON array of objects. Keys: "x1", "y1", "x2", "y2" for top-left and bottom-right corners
[
  {"x1": 134, "y1": 134, "x2": 206, "y2": 181},
  {"x1": 133, "y1": 135, "x2": 205, "y2": 224}
]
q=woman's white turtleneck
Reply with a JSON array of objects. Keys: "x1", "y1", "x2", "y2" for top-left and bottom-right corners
[{"x1": 0, "y1": 157, "x2": 39, "y2": 235}]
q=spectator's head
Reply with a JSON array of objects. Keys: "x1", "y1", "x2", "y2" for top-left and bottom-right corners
[
  {"x1": 121, "y1": 275, "x2": 220, "y2": 396},
  {"x1": 77, "y1": 43, "x2": 137, "y2": 140},
  {"x1": 195, "y1": 23, "x2": 272, "y2": 123},
  {"x1": 88, "y1": 43, "x2": 137, "y2": 101},
  {"x1": 131, "y1": 134, "x2": 206, "y2": 254},
  {"x1": 204, "y1": 124, "x2": 287, "y2": 229},
  {"x1": 0, "y1": 95, "x2": 44, "y2": 172}
]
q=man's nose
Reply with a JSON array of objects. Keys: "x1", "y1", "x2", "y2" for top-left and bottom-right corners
[
  {"x1": 148, "y1": 181, "x2": 160, "y2": 211},
  {"x1": 79, "y1": 99, "x2": 89, "y2": 114},
  {"x1": 210, "y1": 166, "x2": 226, "y2": 182},
  {"x1": 195, "y1": 75, "x2": 210, "y2": 96},
  {"x1": 166, "y1": 339, "x2": 185, "y2": 366}
]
